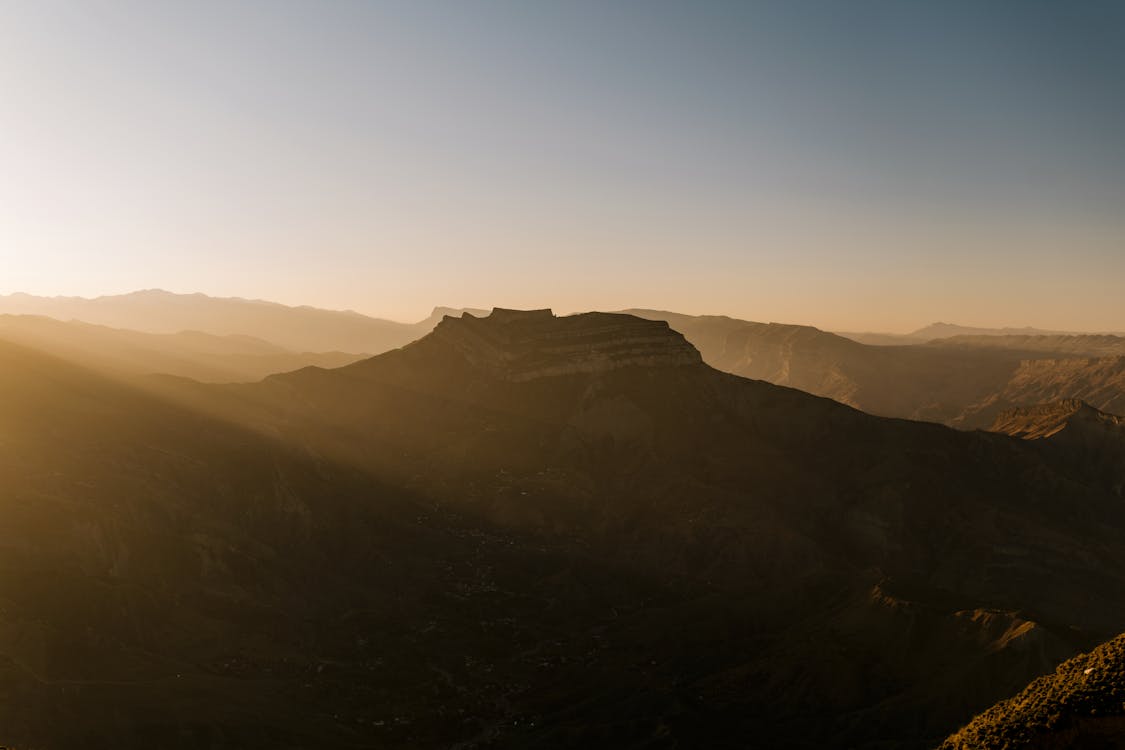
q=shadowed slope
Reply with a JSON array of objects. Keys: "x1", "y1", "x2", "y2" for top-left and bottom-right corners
[
  {"x1": 0, "y1": 339, "x2": 662, "y2": 749},
  {"x1": 990, "y1": 401, "x2": 1125, "y2": 497}
]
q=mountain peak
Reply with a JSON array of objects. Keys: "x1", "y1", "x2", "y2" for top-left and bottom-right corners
[{"x1": 426, "y1": 308, "x2": 702, "y2": 381}]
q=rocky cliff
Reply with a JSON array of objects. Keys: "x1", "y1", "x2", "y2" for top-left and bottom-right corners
[{"x1": 426, "y1": 308, "x2": 702, "y2": 381}]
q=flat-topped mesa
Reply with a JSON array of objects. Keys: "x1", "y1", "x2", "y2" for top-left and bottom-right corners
[{"x1": 429, "y1": 308, "x2": 703, "y2": 381}]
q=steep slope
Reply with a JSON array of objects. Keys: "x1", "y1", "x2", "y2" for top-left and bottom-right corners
[
  {"x1": 940, "y1": 632, "x2": 1125, "y2": 749},
  {"x1": 0, "y1": 314, "x2": 363, "y2": 382},
  {"x1": 0, "y1": 290, "x2": 437, "y2": 354}
]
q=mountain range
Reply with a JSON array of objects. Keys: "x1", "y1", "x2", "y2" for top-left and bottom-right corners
[
  {"x1": 3, "y1": 307, "x2": 1125, "y2": 748},
  {"x1": 838, "y1": 323, "x2": 1125, "y2": 347},
  {"x1": 625, "y1": 309, "x2": 1125, "y2": 428},
  {"x1": 0, "y1": 290, "x2": 487, "y2": 356}
]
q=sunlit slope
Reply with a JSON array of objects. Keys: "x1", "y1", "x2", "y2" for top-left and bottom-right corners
[
  {"x1": 0, "y1": 314, "x2": 363, "y2": 382},
  {"x1": 940, "y1": 632, "x2": 1125, "y2": 749},
  {"x1": 176, "y1": 309, "x2": 1125, "y2": 748}
]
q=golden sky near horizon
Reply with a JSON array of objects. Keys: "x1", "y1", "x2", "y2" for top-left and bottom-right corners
[{"x1": 2, "y1": 2, "x2": 1123, "y2": 333}]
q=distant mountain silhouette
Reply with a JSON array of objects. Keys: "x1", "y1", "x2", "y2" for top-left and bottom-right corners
[
  {"x1": 837, "y1": 323, "x2": 1125, "y2": 346},
  {"x1": 927, "y1": 334, "x2": 1125, "y2": 358},
  {"x1": 910, "y1": 322, "x2": 1083, "y2": 340},
  {"x1": 940, "y1": 631, "x2": 1125, "y2": 749},
  {"x1": 624, "y1": 309, "x2": 1125, "y2": 427},
  {"x1": 0, "y1": 314, "x2": 363, "y2": 382},
  {"x1": 0, "y1": 290, "x2": 481, "y2": 354}
]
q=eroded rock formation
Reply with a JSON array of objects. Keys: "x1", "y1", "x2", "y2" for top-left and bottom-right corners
[{"x1": 427, "y1": 308, "x2": 702, "y2": 381}]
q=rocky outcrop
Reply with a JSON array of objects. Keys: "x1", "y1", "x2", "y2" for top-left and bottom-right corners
[
  {"x1": 940, "y1": 633, "x2": 1125, "y2": 749},
  {"x1": 427, "y1": 308, "x2": 702, "y2": 381}
]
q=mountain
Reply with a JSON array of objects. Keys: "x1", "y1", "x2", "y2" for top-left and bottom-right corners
[
  {"x1": 0, "y1": 314, "x2": 364, "y2": 382},
  {"x1": 834, "y1": 330, "x2": 927, "y2": 346},
  {"x1": 623, "y1": 309, "x2": 1028, "y2": 423},
  {"x1": 161, "y1": 309, "x2": 1125, "y2": 748},
  {"x1": 834, "y1": 324, "x2": 1104, "y2": 347},
  {"x1": 939, "y1": 632, "x2": 1125, "y2": 749},
  {"x1": 624, "y1": 309, "x2": 1125, "y2": 428},
  {"x1": 928, "y1": 334, "x2": 1125, "y2": 358},
  {"x1": 0, "y1": 336, "x2": 671, "y2": 749},
  {"x1": 6, "y1": 309, "x2": 1125, "y2": 748},
  {"x1": 958, "y1": 357, "x2": 1125, "y2": 428},
  {"x1": 0, "y1": 291, "x2": 475, "y2": 354},
  {"x1": 910, "y1": 323, "x2": 1080, "y2": 340}
]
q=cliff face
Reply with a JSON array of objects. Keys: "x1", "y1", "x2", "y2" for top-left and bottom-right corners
[{"x1": 427, "y1": 308, "x2": 702, "y2": 381}]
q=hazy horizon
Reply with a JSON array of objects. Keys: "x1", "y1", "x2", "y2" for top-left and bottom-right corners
[
  {"x1": 4, "y1": 286, "x2": 1125, "y2": 336},
  {"x1": 3, "y1": 1, "x2": 1124, "y2": 332}
]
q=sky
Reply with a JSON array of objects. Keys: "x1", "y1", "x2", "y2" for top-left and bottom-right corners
[{"x1": 1, "y1": 0, "x2": 1123, "y2": 332}]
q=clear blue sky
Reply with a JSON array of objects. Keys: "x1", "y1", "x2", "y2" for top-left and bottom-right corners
[{"x1": 2, "y1": 0, "x2": 1123, "y2": 330}]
